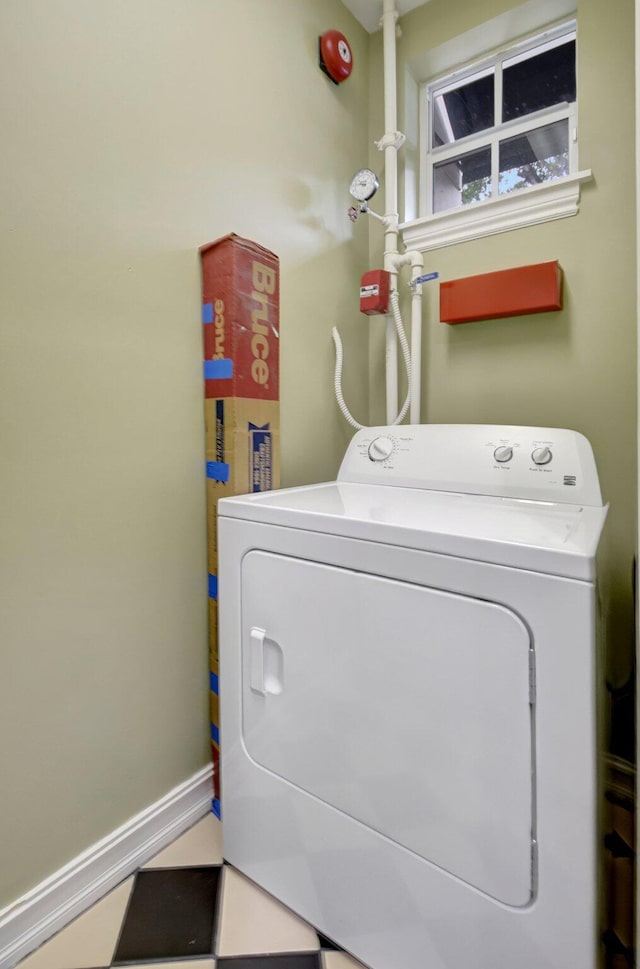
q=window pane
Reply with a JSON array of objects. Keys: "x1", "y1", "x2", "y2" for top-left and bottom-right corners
[
  {"x1": 503, "y1": 39, "x2": 575, "y2": 122},
  {"x1": 499, "y1": 119, "x2": 569, "y2": 195},
  {"x1": 433, "y1": 146, "x2": 492, "y2": 213},
  {"x1": 432, "y1": 71, "x2": 494, "y2": 148}
]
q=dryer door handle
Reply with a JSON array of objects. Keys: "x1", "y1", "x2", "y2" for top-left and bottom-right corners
[
  {"x1": 250, "y1": 627, "x2": 284, "y2": 696},
  {"x1": 250, "y1": 627, "x2": 267, "y2": 695}
]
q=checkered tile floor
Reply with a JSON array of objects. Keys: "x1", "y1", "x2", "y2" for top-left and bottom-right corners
[{"x1": 17, "y1": 814, "x2": 367, "y2": 969}]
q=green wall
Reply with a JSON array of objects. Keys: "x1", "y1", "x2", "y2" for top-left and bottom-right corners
[
  {"x1": 0, "y1": 0, "x2": 369, "y2": 909},
  {"x1": 368, "y1": 0, "x2": 636, "y2": 704}
]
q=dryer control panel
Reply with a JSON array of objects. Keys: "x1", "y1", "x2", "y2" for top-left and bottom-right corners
[{"x1": 338, "y1": 424, "x2": 604, "y2": 506}]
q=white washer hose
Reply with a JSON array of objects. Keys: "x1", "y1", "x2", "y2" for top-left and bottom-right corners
[{"x1": 332, "y1": 288, "x2": 411, "y2": 430}]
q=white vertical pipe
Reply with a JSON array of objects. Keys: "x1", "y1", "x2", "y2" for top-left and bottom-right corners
[
  {"x1": 385, "y1": 317, "x2": 398, "y2": 424},
  {"x1": 410, "y1": 263, "x2": 423, "y2": 423},
  {"x1": 635, "y1": 0, "x2": 640, "y2": 946},
  {"x1": 382, "y1": 0, "x2": 398, "y2": 226},
  {"x1": 382, "y1": 0, "x2": 400, "y2": 424},
  {"x1": 389, "y1": 249, "x2": 424, "y2": 424}
]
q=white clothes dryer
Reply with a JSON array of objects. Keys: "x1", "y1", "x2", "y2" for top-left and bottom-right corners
[{"x1": 218, "y1": 424, "x2": 608, "y2": 969}]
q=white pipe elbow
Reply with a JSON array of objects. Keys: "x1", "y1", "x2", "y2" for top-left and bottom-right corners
[{"x1": 386, "y1": 250, "x2": 424, "y2": 275}]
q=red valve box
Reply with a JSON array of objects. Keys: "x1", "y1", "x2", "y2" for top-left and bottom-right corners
[{"x1": 360, "y1": 269, "x2": 391, "y2": 316}]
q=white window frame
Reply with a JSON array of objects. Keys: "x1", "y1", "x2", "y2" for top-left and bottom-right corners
[{"x1": 402, "y1": 17, "x2": 592, "y2": 252}]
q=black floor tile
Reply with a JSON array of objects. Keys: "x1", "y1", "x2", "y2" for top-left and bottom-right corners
[
  {"x1": 217, "y1": 957, "x2": 321, "y2": 969},
  {"x1": 317, "y1": 932, "x2": 344, "y2": 952},
  {"x1": 112, "y1": 866, "x2": 221, "y2": 963}
]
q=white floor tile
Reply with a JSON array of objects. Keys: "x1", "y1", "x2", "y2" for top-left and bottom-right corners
[
  {"x1": 216, "y1": 865, "x2": 319, "y2": 957},
  {"x1": 143, "y1": 812, "x2": 222, "y2": 868},
  {"x1": 323, "y1": 952, "x2": 370, "y2": 969},
  {"x1": 134, "y1": 963, "x2": 215, "y2": 969},
  {"x1": 17, "y1": 876, "x2": 134, "y2": 969}
]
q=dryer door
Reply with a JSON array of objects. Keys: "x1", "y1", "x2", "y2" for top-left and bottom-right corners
[{"x1": 241, "y1": 551, "x2": 534, "y2": 906}]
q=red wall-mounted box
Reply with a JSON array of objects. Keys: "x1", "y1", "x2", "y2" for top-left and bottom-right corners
[
  {"x1": 440, "y1": 261, "x2": 562, "y2": 325},
  {"x1": 360, "y1": 269, "x2": 391, "y2": 316}
]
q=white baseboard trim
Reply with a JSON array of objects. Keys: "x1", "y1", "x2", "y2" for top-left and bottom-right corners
[{"x1": 0, "y1": 764, "x2": 213, "y2": 969}]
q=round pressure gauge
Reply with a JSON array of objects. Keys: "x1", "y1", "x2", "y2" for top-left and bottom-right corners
[{"x1": 349, "y1": 169, "x2": 379, "y2": 202}]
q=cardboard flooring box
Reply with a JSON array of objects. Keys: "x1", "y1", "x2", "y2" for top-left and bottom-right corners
[{"x1": 200, "y1": 234, "x2": 280, "y2": 809}]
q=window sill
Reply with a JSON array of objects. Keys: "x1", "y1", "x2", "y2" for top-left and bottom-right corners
[{"x1": 400, "y1": 170, "x2": 593, "y2": 252}]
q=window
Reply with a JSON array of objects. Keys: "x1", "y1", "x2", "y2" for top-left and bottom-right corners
[{"x1": 425, "y1": 24, "x2": 577, "y2": 216}]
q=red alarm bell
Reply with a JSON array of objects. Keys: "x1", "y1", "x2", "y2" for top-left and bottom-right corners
[{"x1": 319, "y1": 30, "x2": 353, "y2": 84}]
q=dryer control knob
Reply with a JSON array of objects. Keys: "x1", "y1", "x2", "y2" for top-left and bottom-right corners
[
  {"x1": 494, "y1": 446, "x2": 513, "y2": 463},
  {"x1": 532, "y1": 447, "x2": 553, "y2": 465},
  {"x1": 368, "y1": 436, "x2": 394, "y2": 462}
]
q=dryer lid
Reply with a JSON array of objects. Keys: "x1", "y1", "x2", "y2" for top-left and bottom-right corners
[{"x1": 219, "y1": 481, "x2": 607, "y2": 581}]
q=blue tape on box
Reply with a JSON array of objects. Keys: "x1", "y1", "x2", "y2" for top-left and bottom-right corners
[
  {"x1": 204, "y1": 359, "x2": 233, "y2": 380},
  {"x1": 206, "y1": 461, "x2": 230, "y2": 483},
  {"x1": 212, "y1": 798, "x2": 221, "y2": 819},
  {"x1": 210, "y1": 671, "x2": 219, "y2": 695},
  {"x1": 208, "y1": 574, "x2": 218, "y2": 600},
  {"x1": 202, "y1": 303, "x2": 214, "y2": 324},
  {"x1": 211, "y1": 723, "x2": 220, "y2": 745}
]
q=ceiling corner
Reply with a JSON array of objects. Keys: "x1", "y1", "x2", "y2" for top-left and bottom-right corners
[{"x1": 341, "y1": 0, "x2": 432, "y2": 34}]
